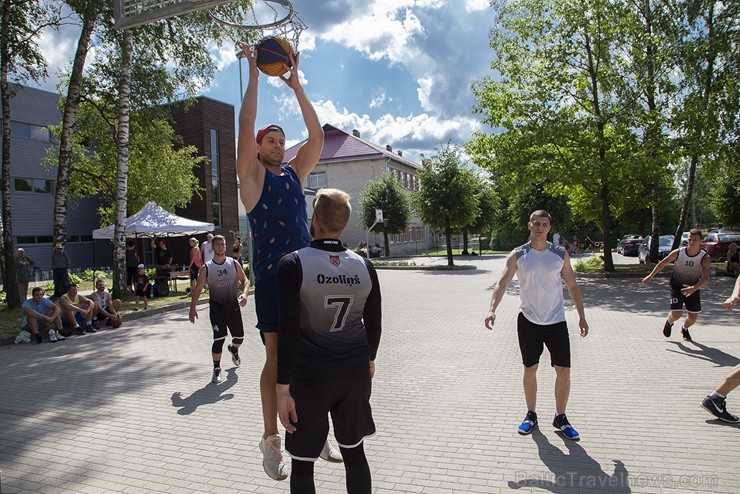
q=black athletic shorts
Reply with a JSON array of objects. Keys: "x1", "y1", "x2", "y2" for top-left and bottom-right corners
[
  {"x1": 209, "y1": 305, "x2": 244, "y2": 342},
  {"x1": 517, "y1": 312, "x2": 571, "y2": 368},
  {"x1": 126, "y1": 266, "x2": 137, "y2": 286},
  {"x1": 285, "y1": 362, "x2": 376, "y2": 462},
  {"x1": 669, "y1": 279, "x2": 702, "y2": 313}
]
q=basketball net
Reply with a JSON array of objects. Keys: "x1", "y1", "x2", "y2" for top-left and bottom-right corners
[{"x1": 207, "y1": 0, "x2": 306, "y2": 52}]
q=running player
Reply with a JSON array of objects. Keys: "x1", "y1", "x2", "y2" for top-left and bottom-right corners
[
  {"x1": 700, "y1": 275, "x2": 740, "y2": 423},
  {"x1": 641, "y1": 228, "x2": 711, "y2": 341},
  {"x1": 189, "y1": 235, "x2": 248, "y2": 384},
  {"x1": 276, "y1": 188, "x2": 382, "y2": 492}
]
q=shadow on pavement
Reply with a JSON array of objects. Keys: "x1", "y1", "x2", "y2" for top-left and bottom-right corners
[
  {"x1": 666, "y1": 340, "x2": 740, "y2": 368},
  {"x1": 170, "y1": 368, "x2": 239, "y2": 415},
  {"x1": 508, "y1": 428, "x2": 631, "y2": 493}
]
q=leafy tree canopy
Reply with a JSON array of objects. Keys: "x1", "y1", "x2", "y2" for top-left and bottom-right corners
[
  {"x1": 358, "y1": 172, "x2": 412, "y2": 235},
  {"x1": 45, "y1": 102, "x2": 204, "y2": 226}
]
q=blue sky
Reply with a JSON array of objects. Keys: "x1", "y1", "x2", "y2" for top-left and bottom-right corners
[{"x1": 36, "y1": 0, "x2": 494, "y2": 164}]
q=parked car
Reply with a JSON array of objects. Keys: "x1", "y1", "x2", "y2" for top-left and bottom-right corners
[
  {"x1": 700, "y1": 232, "x2": 740, "y2": 260},
  {"x1": 638, "y1": 235, "x2": 674, "y2": 263},
  {"x1": 680, "y1": 231, "x2": 690, "y2": 246},
  {"x1": 617, "y1": 235, "x2": 643, "y2": 256}
]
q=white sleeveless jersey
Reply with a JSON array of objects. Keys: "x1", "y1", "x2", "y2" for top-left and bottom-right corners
[
  {"x1": 204, "y1": 257, "x2": 240, "y2": 311},
  {"x1": 515, "y1": 242, "x2": 566, "y2": 325},
  {"x1": 203, "y1": 242, "x2": 214, "y2": 263},
  {"x1": 672, "y1": 247, "x2": 707, "y2": 285}
]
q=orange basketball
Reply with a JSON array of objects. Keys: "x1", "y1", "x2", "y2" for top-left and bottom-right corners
[
  {"x1": 256, "y1": 36, "x2": 294, "y2": 77},
  {"x1": 110, "y1": 316, "x2": 123, "y2": 328}
]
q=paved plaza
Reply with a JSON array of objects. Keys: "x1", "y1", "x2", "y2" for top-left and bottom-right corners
[{"x1": 1, "y1": 255, "x2": 738, "y2": 493}]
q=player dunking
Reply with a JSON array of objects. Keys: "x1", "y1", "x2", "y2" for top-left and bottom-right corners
[
  {"x1": 642, "y1": 228, "x2": 711, "y2": 341},
  {"x1": 236, "y1": 41, "x2": 341, "y2": 480},
  {"x1": 189, "y1": 235, "x2": 248, "y2": 384}
]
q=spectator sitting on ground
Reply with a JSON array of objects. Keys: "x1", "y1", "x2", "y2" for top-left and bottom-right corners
[
  {"x1": 90, "y1": 279, "x2": 122, "y2": 327},
  {"x1": 133, "y1": 264, "x2": 151, "y2": 310},
  {"x1": 21, "y1": 287, "x2": 66, "y2": 343},
  {"x1": 727, "y1": 243, "x2": 739, "y2": 278},
  {"x1": 58, "y1": 283, "x2": 98, "y2": 335}
]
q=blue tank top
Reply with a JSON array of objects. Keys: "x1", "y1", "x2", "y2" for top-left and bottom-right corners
[{"x1": 248, "y1": 166, "x2": 310, "y2": 283}]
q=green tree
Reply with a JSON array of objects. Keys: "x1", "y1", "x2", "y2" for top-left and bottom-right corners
[
  {"x1": 467, "y1": 0, "x2": 645, "y2": 272},
  {"x1": 466, "y1": 181, "x2": 501, "y2": 253},
  {"x1": 51, "y1": 0, "x2": 245, "y2": 296},
  {"x1": 358, "y1": 173, "x2": 412, "y2": 257},
  {"x1": 413, "y1": 144, "x2": 479, "y2": 266},
  {"x1": 0, "y1": 0, "x2": 61, "y2": 308},
  {"x1": 49, "y1": 105, "x2": 204, "y2": 225},
  {"x1": 619, "y1": 0, "x2": 679, "y2": 261},
  {"x1": 670, "y1": 0, "x2": 738, "y2": 243}
]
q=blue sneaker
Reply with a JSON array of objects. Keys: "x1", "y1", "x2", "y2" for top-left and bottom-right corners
[
  {"x1": 553, "y1": 414, "x2": 579, "y2": 440},
  {"x1": 517, "y1": 411, "x2": 538, "y2": 435}
]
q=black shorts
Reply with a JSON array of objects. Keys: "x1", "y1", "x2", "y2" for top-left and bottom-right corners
[
  {"x1": 135, "y1": 288, "x2": 147, "y2": 297},
  {"x1": 285, "y1": 363, "x2": 376, "y2": 462},
  {"x1": 126, "y1": 267, "x2": 137, "y2": 285},
  {"x1": 669, "y1": 279, "x2": 702, "y2": 313},
  {"x1": 190, "y1": 264, "x2": 200, "y2": 281},
  {"x1": 517, "y1": 313, "x2": 571, "y2": 368},
  {"x1": 209, "y1": 306, "x2": 245, "y2": 342}
]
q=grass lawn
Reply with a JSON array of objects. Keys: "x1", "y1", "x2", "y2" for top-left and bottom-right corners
[{"x1": 0, "y1": 281, "x2": 204, "y2": 340}]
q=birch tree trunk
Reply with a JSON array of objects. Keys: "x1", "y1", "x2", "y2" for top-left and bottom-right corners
[{"x1": 112, "y1": 30, "x2": 133, "y2": 299}]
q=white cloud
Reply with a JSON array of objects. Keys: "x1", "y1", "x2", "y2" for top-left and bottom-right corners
[
  {"x1": 311, "y1": 98, "x2": 480, "y2": 163},
  {"x1": 369, "y1": 91, "x2": 386, "y2": 109},
  {"x1": 465, "y1": 0, "x2": 491, "y2": 12},
  {"x1": 320, "y1": 8, "x2": 426, "y2": 65}
]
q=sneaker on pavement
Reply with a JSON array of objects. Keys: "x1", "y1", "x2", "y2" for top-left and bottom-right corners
[
  {"x1": 517, "y1": 411, "x2": 538, "y2": 435},
  {"x1": 75, "y1": 326, "x2": 86, "y2": 336},
  {"x1": 86, "y1": 325, "x2": 97, "y2": 333},
  {"x1": 48, "y1": 329, "x2": 59, "y2": 343},
  {"x1": 681, "y1": 326, "x2": 692, "y2": 342},
  {"x1": 35, "y1": 333, "x2": 43, "y2": 344},
  {"x1": 211, "y1": 367, "x2": 222, "y2": 384},
  {"x1": 55, "y1": 330, "x2": 65, "y2": 341},
  {"x1": 663, "y1": 320, "x2": 673, "y2": 337},
  {"x1": 91, "y1": 321, "x2": 101, "y2": 330},
  {"x1": 228, "y1": 344, "x2": 241, "y2": 367},
  {"x1": 320, "y1": 438, "x2": 343, "y2": 462},
  {"x1": 700, "y1": 395, "x2": 739, "y2": 423},
  {"x1": 259, "y1": 434, "x2": 288, "y2": 480},
  {"x1": 553, "y1": 413, "x2": 580, "y2": 440},
  {"x1": 15, "y1": 330, "x2": 31, "y2": 344}
]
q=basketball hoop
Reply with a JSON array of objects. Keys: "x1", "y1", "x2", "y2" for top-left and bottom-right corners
[{"x1": 206, "y1": 0, "x2": 306, "y2": 52}]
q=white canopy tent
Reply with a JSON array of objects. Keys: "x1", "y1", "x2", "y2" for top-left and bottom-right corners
[{"x1": 92, "y1": 201, "x2": 214, "y2": 239}]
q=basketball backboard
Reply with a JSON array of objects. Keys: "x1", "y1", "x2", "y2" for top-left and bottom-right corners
[{"x1": 114, "y1": 0, "x2": 234, "y2": 29}]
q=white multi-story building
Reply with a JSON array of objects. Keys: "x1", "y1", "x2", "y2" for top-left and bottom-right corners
[{"x1": 283, "y1": 124, "x2": 432, "y2": 256}]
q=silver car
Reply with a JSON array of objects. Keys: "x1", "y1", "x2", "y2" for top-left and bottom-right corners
[{"x1": 638, "y1": 235, "x2": 675, "y2": 263}]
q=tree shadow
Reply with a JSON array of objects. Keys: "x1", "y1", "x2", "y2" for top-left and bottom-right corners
[
  {"x1": 508, "y1": 429, "x2": 631, "y2": 493},
  {"x1": 170, "y1": 367, "x2": 239, "y2": 415},
  {"x1": 666, "y1": 341, "x2": 740, "y2": 368}
]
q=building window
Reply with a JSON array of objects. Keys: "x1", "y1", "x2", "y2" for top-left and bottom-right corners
[
  {"x1": 308, "y1": 171, "x2": 327, "y2": 189},
  {"x1": 210, "y1": 129, "x2": 221, "y2": 226},
  {"x1": 16, "y1": 236, "x2": 55, "y2": 244},
  {"x1": 13, "y1": 178, "x2": 53, "y2": 193},
  {"x1": 11, "y1": 121, "x2": 50, "y2": 141}
]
